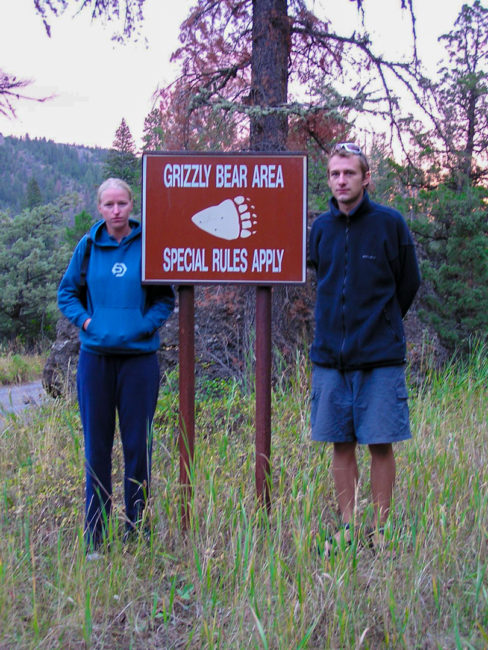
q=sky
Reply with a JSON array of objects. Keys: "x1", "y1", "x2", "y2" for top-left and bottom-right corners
[{"x1": 0, "y1": 0, "x2": 470, "y2": 150}]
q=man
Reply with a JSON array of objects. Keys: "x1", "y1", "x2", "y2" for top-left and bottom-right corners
[{"x1": 309, "y1": 143, "x2": 420, "y2": 553}]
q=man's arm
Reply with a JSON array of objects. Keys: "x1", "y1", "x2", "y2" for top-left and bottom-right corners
[{"x1": 396, "y1": 242, "x2": 421, "y2": 317}]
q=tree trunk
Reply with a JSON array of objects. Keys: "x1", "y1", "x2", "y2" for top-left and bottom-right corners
[
  {"x1": 250, "y1": 0, "x2": 290, "y2": 151},
  {"x1": 463, "y1": 88, "x2": 477, "y2": 187}
]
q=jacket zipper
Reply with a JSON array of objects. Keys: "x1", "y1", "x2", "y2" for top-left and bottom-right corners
[{"x1": 339, "y1": 215, "x2": 350, "y2": 368}]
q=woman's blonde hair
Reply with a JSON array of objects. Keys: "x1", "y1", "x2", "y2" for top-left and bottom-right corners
[{"x1": 97, "y1": 178, "x2": 133, "y2": 204}]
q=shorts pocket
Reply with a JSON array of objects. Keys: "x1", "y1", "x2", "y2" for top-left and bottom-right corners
[
  {"x1": 395, "y1": 380, "x2": 409, "y2": 401},
  {"x1": 310, "y1": 389, "x2": 320, "y2": 429}
]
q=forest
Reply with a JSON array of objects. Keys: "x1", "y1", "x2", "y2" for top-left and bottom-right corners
[
  {"x1": 0, "y1": 134, "x2": 106, "y2": 215},
  {"x1": 0, "y1": 135, "x2": 107, "y2": 343},
  {"x1": 0, "y1": 0, "x2": 486, "y2": 357}
]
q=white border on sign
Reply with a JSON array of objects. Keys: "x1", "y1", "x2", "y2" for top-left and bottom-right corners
[{"x1": 141, "y1": 152, "x2": 308, "y2": 285}]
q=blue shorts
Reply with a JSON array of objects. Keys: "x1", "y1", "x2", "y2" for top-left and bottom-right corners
[{"x1": 310, "y1": 365, "x2": 412, "y2": 445}]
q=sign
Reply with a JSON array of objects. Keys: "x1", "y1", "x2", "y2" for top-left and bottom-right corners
[{"x1": 142, "y1": 152, "x2": 307, "y2": 284}]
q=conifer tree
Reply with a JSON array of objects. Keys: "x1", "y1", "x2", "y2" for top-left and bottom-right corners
[
  {"x1": 410, "y1": 0, "x2": 488, "y2": 190},
  {"x1": 104, "y1": 118, "x2": 139, "y2": 189},
  {"x1": 394, "y1": 1, "x2": 488, "y2": 353},
  {"x1": 0, "y1": 199, "x2": 71, "y2": 343},
  {"x1": 25, "y1": 177, "x2": 43, "y2": 209},
  {"x1": 65, "y1": 210, "x2": 95, "y2": 249},
  {"x1": 142, "y1": 108, "x2": 165, "y2": 151},
  {"x1": 157, "y1": 0, "x2": 418, "y2": 153},
  {"x1": 407, "y1": 186, "x2": 488, "y2": 352}
]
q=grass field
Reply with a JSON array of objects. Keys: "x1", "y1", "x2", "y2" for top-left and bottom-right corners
[{"x1": 0, "y1": 346, "x2": 486, "y2": 648}]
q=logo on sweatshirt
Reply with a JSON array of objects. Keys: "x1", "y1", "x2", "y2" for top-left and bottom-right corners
[{"x1": 112, "y1": 263, "x2": 127, "y2": 277}]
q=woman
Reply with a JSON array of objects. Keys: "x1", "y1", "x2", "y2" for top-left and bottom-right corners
[{"x1": 58, "y1": 178, "x2": 175, "y2": 552}]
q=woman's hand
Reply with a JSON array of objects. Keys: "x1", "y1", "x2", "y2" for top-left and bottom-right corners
[{"x1": 82, "y1": 318, "x2": 92, "y2": 331}]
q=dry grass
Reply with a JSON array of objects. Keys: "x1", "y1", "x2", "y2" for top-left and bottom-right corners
[
  {"x1": 0, "y1": 352, "x2": 45, "y2": 385},
  {"x1": 0, "y1": 346, "x2": 486, "y2": 648}
]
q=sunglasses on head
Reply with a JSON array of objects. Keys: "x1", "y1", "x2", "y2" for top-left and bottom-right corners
[{"x1": 332, "y1": 142, "x2": 363, "y2": 155}]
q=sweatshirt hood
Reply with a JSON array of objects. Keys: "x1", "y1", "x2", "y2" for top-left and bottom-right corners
[{"x1": 89, "y1": 218, "x2": 141, "y2": 247}]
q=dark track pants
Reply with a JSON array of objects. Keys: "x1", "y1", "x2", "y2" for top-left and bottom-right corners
[{"x1": 77, "y1": 349, "x2": 159, "y2": 547}]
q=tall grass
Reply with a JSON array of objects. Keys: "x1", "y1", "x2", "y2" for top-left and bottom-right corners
[
  {"x1": 0, "y1": 352, "x2": 45, "y2": 385},
  {"x1": 0, "y1": 345, "x2": 486, "y2": 648}
]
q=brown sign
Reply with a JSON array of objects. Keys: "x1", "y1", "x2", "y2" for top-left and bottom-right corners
[{"x1": 142, "y1": 152, "x2": 307, "y2": 284}]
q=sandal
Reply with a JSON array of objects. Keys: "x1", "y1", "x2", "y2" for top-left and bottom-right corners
[
  {"x1": 366, "y1": 526, "x2": 386, "y2": 553},
  {"x1": 318, "y1": 522, "x2": 352, "y2": 559}
]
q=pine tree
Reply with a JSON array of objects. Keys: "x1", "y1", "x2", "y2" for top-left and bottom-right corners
[
  {"x1": 409, "y1": 185, "x2": 488, "y2": 352},
  {"x1": 65, "y1": 210, "x2": 95, "y2": 249},
  {"x1": 104, "y1": 118, "x2": 139, "y2": 189},
  {"x1": 156, "y1": 0, "x2": 418, "y2": 153},
  {"x1": 409, "y1": 1, "x2": 488, "y2": 190},
  {"x1": 0, "y1": 199, "x2": 71, "y2": 344},
  {"x1": 394, "y1": 2, "x2": 488, "y2": 353},
  {"x1": 142, "y1": 108, "x2": 165, "y2": 151},
  {"x1": 25, "y1": 177, "x2": 43, "y2": 209}
]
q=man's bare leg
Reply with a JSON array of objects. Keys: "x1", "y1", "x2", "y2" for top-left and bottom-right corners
[
  {"x1": 329, "y1": 441, "x2": 358, "y2": 548},
  {"x1": 369, "y1": 442, "x2": 395, "y2": 528},
  {"x1": 319, "y1": 442, "x2": 358, "y2": 555},
  {"x1": 324, "y1": 442, "x2": 359, "y2": 557}
]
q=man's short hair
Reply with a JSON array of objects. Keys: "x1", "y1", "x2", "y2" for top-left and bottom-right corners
[{"x1": 328, "y1": 143, "x2": 370, "y2": 177}]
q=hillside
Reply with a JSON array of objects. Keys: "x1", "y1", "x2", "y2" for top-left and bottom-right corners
[{"x1": 0, "y1": 133, "x2": 108, "y2": 216}]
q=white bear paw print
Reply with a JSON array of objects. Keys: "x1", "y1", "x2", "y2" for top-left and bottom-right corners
[{"x1": 191, "y1": 196, "x2": 257, "y2": 240}]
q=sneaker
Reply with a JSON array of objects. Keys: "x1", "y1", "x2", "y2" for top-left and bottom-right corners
[{"x1": 86, "y1": 550, "x2": 103, "y2": 561}]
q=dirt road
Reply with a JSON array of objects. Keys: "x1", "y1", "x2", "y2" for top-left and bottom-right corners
[{"x1": 0, "y1": 380, "x2": 46, "y2": 417}]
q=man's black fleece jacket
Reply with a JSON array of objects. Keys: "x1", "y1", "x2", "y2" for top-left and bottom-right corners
[{"x1": 309, "y1": 191, "x2": 421, "y2": 370}]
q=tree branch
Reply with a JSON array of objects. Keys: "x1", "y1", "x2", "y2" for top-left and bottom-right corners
[{"x1": 0, "y1": 70, "x2": 52, "y2": 118}]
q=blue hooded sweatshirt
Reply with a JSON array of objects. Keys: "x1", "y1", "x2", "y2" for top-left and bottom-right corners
[
  {"x1": 58, "y1": 218, "x2": 175, "y2": 355},
  {"x1": 309, "y1": 191, "x2": 420, "y2": 370}
]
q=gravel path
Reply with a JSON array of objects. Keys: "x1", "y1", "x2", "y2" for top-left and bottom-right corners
[{"x1": 0, "y1": 380, "x2": 46, "y2": 417}]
